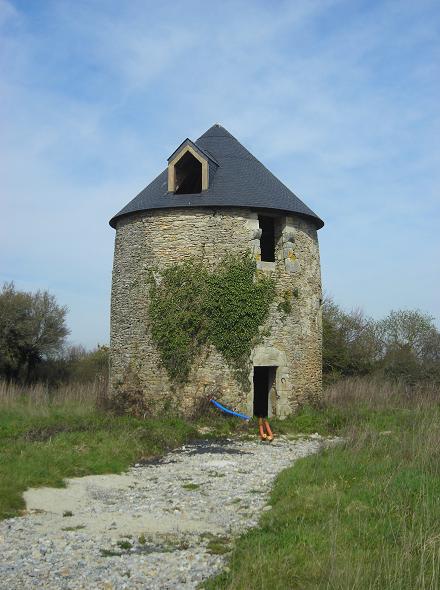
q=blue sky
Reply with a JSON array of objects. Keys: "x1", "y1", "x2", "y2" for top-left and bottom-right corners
[{"x1": 1, "y1": 0, "x2": 439, "y2": 348}]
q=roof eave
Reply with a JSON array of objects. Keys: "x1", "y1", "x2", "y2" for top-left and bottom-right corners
[{"x1": 109, "y1": 204, "x2": 324, "y2": 230}]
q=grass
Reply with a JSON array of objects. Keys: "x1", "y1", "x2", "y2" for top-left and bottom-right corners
[
  {"x1": 0, "y1": 380, "x2": 198, "y2": 520},
  {"x1": 62, "y1": 510, "x2": 74, "y2": 517},
  {"x1": 206, "y1": 536, "x2": 232, "y2": 555},
  {"x1": 205, "y1": 377, "x2": 440, "y2": 590},
  {"x1": 3, "y1": 377, "x2": 440, "y2": 587},
  {"x1": 61, "y1": 524, "x2": 85, "y2": 531},
  {"x1": 0, "y1": 380, "x2": 256, "y2": 521},
  {"x1": 182, "y1": 482, "x2": 201, "y2": 491},
  {"x1": 100, "y1": 548, "x2": 123, "y2": 557}
]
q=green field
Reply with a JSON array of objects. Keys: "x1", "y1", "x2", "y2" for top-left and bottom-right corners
[
  {"x1": 0, "y1": 380, "x2": 242, "y2": 520},
  {"x1": 206, "y1": 378, "x2": 440, "y2": 589},
  {"x1": 2, "y1": 378, "x2": 440, "y2": 589},
  {"x1": 0, "y1": 408, "x2": 196, "y2": 519}
]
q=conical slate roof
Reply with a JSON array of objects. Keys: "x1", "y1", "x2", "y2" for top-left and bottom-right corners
[{"x1": 109, "y1": 124, "x2": 324, "y2": 229}]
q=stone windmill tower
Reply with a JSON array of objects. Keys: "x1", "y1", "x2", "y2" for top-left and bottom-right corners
[{"x1": 109, "y1": 124, "x2": 324, "y2": 418}]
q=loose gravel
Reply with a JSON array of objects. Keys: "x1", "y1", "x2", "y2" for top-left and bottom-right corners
[{"x1": 0, "y1": 434, "x2": 332, "y2": 589}]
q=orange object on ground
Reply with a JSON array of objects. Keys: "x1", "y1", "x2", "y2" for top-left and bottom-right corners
[
  {"x1": 264, "y1": 419, "x2": 274, "y2": 442},
  {"x1": 258, "y1": 417, "x2": 274, "y2": 441},
  {"x1": 258, "y1": 417, "x2": 268, "y2": 440}
]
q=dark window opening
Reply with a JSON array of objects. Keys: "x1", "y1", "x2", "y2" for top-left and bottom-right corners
[
  {"x1": 253, "y1": 366, "x2": 276, "y2": 417},
  {"x1": 258, "y1": 215, "x2": 276, "y2": 261},
  {"x1": 174, "y1": 152, "x2": 202, "y2": 194}
]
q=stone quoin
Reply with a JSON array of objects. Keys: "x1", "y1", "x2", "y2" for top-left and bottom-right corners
[{"x1": 109, "y1": 124, "x2": 324, "y2": 418}]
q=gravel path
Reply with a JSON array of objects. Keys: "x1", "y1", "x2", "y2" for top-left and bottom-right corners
[{"x1": 0, "y1": 434, "x2": 329, "y2": 589}]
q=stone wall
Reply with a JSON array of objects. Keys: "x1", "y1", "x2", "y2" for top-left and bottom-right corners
[{"x1": 110, "y1": 207, "x2": 322, "y2": 418}]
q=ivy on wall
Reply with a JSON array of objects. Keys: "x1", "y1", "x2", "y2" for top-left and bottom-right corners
[{"x1": 148, "y1": 253, "x2": 275, "y2": 390}]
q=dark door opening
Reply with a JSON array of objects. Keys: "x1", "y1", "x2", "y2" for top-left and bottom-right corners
[{"x1": 253, "y1": 366, "x2": 276, "y2": 417}]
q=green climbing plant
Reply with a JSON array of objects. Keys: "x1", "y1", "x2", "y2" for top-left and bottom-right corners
[{"x1": 148, "y1": 253, "x2": 275, "y2": 390}]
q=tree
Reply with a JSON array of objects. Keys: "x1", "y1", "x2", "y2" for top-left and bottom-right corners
[
  {"x1": 67, "y1": 344, "x2": 109, "y2": 383},
  {"x1": 322, "y1": 297, "x2": 381, "y2": 380},
  {"x1": 378, "y1": 310, "x2": 440, "y2": 382},
  {"x1": 30, "y1": 344, "x2": 109, "y2": 387},
  {"x1": 0, "y1": 282, "x2": 69, "y2": 382},
  {"x1": 378, "y1": 310, "x2": 435, "y2": 358}
]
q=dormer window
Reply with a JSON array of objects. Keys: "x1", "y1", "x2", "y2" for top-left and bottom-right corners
[
  {"x1": 168, "y1": 142, "x2": 209, "y2": 194},
  {"x1": 174, "y1": 151, "x2": 202, "y2": 194}
]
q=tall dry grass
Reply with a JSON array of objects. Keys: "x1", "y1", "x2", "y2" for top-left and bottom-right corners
[
  {"x1": 325, "y1": 375, "x2": 439, "y2": 409},
  {"x1": 0, "y1": 379, "x2": 105, "y2": 414}
]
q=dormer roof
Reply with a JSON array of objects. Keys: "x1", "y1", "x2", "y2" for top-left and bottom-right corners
[
  {"x1": 109, "y1": 124, "x2": 324, "y2": 229},
  {"x1": 167, "y1": 138, "x2": 219, "y2": 166}
]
